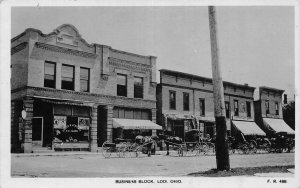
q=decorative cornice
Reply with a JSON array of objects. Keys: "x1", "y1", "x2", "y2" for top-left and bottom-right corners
[
  {"x1": 109, "y1": 58, "x2": 151, "y2": 72},
  {"x1": 110, "y1": 48, "x2": 151, "y2": 59},
  {"x1": 35, "y1": 42, "x2": 97, "y2": 59},
  {"x1": 11, "y1": 42, "x2": 28, "y2": 55}
]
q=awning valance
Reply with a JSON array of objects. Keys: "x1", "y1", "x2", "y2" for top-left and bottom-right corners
[
  {"x1": 112, "y1": 118, "x2": 162, "y2": 130},
  {"x1": 263, "y1": 118, "x2": 295, "y2": 135},
  {"x1": 40, "y1": 98, "x2": 93, "y2": 107},
  {"x1": 232, "y1": 121, "x2": 266, "y2": 136}
]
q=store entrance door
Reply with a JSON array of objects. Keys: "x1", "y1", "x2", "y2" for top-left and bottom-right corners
[{"x1": 32, "y1": 117, "x2": 43, "y2": 147}]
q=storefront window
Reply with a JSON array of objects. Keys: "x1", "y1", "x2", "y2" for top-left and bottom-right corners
[{"x1": 53, "y1": 116, "x2": 89, "y2": 143}]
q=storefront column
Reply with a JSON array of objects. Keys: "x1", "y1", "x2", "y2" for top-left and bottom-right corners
[
  {"x1": 106, "y1": 105, "x2": 114, "y2": 142},
  {"x1": 23, "y1": 97, "x2": 34, "y2": 153},
  {"x1": 90, "y1": 104, "x2": 98, "y2": 152}
]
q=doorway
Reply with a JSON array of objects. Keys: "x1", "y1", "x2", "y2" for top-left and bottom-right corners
[{"x1": 32, "y1": 117, "x2": 43, "y2": 147}]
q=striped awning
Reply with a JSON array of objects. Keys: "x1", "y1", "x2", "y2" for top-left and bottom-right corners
[
  {"x1": 112, "y1": 118, "x2": 162, "y2": 130},
  {"x1": 232, "y1": 121, "x2": 266, "y2": 136},
  {"x1": 263, "y1": 118, "x2": 295, "y2": 135}
]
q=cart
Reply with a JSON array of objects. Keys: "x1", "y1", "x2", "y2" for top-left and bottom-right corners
[
  {"x1": 101, "y1": 136, "x2": 155, "y2": 158},
  {"x1": 163, "y1": 129, "x2": 214, "y2": 157}
]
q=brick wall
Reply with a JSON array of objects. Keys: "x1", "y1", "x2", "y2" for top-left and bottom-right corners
[
  {"x1": 259, "y1": 89, "x2": 283, "y2": 119},
  {"x1": 159, "y1": 70, "x2": 255, "y2": 122},
  {"x1": 11, "y1": 24, "x2": 156, "y2": 102}
]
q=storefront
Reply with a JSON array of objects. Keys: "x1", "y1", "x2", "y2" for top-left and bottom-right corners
[{"x1": 32, "y1": 99, "x2": 92, "y2": 151}]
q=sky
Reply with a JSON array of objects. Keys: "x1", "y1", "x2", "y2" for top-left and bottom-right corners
[{"x1": 11, "y1": 6, "x2": 295, "y2": 99}]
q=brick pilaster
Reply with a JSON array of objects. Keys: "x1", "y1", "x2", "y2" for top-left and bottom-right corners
[
  {"x1": 90, "y1": 104, "x2": 98, "y2": 152},
  {"x1": 23, "y1": 97, "x2": 34, "y2": 153},
  {"x1": 151, "y1": 109, "x2": 157, "y2": 123},
  {"x1": 106, "y1": 105, "x2": 114, "y2": 142}
]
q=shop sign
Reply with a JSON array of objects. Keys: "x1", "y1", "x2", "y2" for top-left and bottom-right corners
[
  {"x1": 54, "y1": 116, "x2": 67, "y2": 129},
  {"x1": 78, "y1": 117, "x2": 90, "y2": 130}
]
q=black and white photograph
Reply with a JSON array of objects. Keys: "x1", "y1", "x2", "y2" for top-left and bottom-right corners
[{"x1": 0, "y1": 0, "x2": 299, "y2": 188}]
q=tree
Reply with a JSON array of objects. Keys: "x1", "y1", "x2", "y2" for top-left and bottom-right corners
[{"x1": 283, "y1": 101, "x2": 295, "y2": 130}]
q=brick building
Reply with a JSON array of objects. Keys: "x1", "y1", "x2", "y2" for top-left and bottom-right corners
[
  {"x1": 156, "y1": 69, "x2": 265, "y2": 140},
  {"x1": 254, "y1": 86, "x2": 294, "y2": 135},
  {"x1": 11, "y1": 24, "x2": 160, "y2": 153}
]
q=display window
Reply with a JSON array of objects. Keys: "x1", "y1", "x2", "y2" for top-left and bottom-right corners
[{"x1": 53, "y1": 116, "x2": 89, "y2": 143}]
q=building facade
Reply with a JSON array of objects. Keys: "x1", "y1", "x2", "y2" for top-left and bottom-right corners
[
  {"x1": 11, "y1": 24, "x2": 159, "y2": 153},
  {"x1": 254, "y1": 87, "x2": 294, "y2": 135},
  {"x1": 156, "y1": 69, "x2": 262, "y2": 140}
]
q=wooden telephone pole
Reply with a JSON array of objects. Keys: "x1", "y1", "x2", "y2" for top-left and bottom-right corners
[{"x1": 208, "y1": 6, "x2": 230, "y2": 171}]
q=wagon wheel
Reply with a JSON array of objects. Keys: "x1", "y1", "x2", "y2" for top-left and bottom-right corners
[{"x1": 102, "y1": 141, "x2": 113, "y2": 158}]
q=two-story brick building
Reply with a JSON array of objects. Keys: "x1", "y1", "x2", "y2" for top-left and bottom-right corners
[
  {"x1": 156, "y1": 69, "x2": 265, "y2": 140},
  {"x1": 11, "y1": 24, "x2": 161, "y2": 153},
  {"x1": 254, "y1": 86, "x2": 294, "y2": 136}
]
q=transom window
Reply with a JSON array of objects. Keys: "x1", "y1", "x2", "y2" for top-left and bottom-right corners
[{"x1": 61, "y1": 64, "x2": 74, "y2": 90}]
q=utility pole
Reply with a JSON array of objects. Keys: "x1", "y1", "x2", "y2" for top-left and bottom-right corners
[{"x1": 208, "y1": 6, "x2": 230, "y2": 171}]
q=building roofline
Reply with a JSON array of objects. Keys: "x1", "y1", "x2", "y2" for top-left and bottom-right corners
[
  {"x1": 259, "y1": 86, "x2": 285, "y2": 93},
  {"x1": 159, "y1": 69, "x2": 256, "y2": 90},
  {"x1": 11, "y1": 24, "x2": 156, "y2": 58}
]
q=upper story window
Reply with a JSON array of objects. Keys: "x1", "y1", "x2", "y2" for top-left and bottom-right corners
[
  {"x1": 265, "y1": 100, "x2": 270, "y2": 115},
  {"x1": 225, "y1": 101, "x2": 230, "y2": 118},
  {"x1": 80, "y1": 67, "x2": 90, "y2": 92},
  {"x1": 234, "y1": 100, "x2": 239, "y2": 116},
  {"x1": 275, "y1": 102, "x2": 279, "y2": 115},
  {"x1": 61, "y1": 64, "x2": 74, "y2": 90},
  {"x1": 246, "y1": 101, "x2": 251, "y2": 117},
  {"x1": 199, "y1": 98, "x2": 205, "y2": 116},
  {"x1": 44, "y1": 61, "x2": 56, "y2": 88},
  {"x1": 183, "y1": 92, "x2": 190, "y2": 111},
  {"x1": 134, "y1": 76, "x2": 143, "y2": 98},
  {"x1": 169, "y1": 91, "x2": 176, "y2": 110},
  {"x1": 117, "y1": 74, "x2": 127, "y2": 97}
]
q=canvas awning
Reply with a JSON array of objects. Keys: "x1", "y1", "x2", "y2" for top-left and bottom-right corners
[
  {"x1": 232, "y1": 121, "x2": 266, "y2": 136},
  {"x1": 112, "y1": 118, "x2": 162, "y2": 130},
  {"x1": 263, "y1": 118, "x2": 295, "y2": 135}
]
